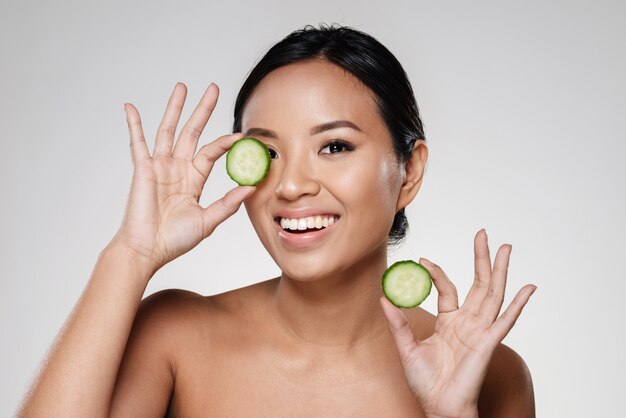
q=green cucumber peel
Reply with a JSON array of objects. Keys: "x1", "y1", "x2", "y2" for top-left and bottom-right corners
[
  {"x1": 226, "y1": 137, "x2": 271, "y2": 186},
  {"x1": 382, "y1": 260, "x2": 432, "y2": 308}
]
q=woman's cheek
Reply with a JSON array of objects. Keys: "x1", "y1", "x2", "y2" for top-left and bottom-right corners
[
  {"x1": 351, "y1": 152, "x2": 400, "y2": 210},
  {"x1": 333, "y1": 153, "x2": 400, "y2": 231}
]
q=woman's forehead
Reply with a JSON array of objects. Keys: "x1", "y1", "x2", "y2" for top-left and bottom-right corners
[{"x1": 240, "y1": 60, "x2": 383, "y2": 133}]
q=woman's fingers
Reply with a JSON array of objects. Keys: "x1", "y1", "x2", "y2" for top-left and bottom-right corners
[
  {"x1": 488, "y1": 284, "x2": 536, "y2": 344},
  {"x1": 172, "y1": 83, "x2": 219, "y2": 160},
  {"x1": 462, "y1": 229, "x2": 492, "y2": 315},
  {"x1": 124, "y1": 103, "x2": 150, "y2": 163},
  {"x1": 380, "y1": 296, "x2": 419, "y2": 361},
  {"x1": 201, "y1": 186, "x2": 256, "y2": 238},
  {"x1": 192, "y1": 133, "x2": 245, "y2": 180},
  {"x1": 153, "y1": 83, "x2": 187, "y2": 157},
  {"x1": 419, "y1": 258, "x2": 459, "y2": 313},
  {"x1": 477, "y1": 244, "x2": 511, "y2": 322}
]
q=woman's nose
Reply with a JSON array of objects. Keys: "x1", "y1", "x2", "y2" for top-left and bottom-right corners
[{"x1": 273, "y1": 155, "x2": 321, "y2": 201}]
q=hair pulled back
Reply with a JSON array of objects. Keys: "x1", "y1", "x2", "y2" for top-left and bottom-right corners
[{"x1": 233, "y1": 24, "x2": 425, "y2": 245}]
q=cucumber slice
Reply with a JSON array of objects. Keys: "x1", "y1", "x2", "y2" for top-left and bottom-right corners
[
  {"x1": 226, "y1": 137, "x2": 271, "y2": 186},
  {"x1": 382, "y1": 260, "x2": 432, "y2": 308}
]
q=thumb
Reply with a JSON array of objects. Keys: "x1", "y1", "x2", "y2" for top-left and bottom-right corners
[
  {"x1": 380, "y1": 296, "x2": 419, "y2": 361},
  {"x1": 201, "y1": 186, "x2": 255, "y2": 238}
]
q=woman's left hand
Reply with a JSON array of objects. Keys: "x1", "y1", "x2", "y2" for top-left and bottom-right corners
[{"x1": 380, "y1": 229, "x2": 536, "y2": 418}]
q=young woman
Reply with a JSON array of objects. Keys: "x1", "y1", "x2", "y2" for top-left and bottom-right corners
[{"x1": 18, "y1": 25, "x2": 536, "y2": 417}]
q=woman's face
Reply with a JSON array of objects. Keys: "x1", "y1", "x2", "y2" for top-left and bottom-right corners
[{"x1": 241, "y1": 60, "x2": 405, "y2": 281}]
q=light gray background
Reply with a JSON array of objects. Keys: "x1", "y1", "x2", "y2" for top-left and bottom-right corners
[{"x1": 1, "y1": 0, "x2": 624, "y2": 416}]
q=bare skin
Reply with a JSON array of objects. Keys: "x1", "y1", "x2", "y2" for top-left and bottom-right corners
[
  {"x1": 17, "y1": 60, "x2": 536, "y2": 417},
  {"x1": 111, "y1": 279, "x2": 534, "y2": 417}
]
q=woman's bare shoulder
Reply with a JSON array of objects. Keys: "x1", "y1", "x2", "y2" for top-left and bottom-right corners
[
  {"x1": 479, "y1": 343, "x2": 535, "y2": 417},
  {"x1": 135, "y1": 278, "x2": 279, "y2": 335},
  {"x1": 111, "y1": 288, "x2": 221, "y2": 416},
  {"x1": 135, "y1": 288, "x2": 211, "y2": 330},
  {"x1": 127, "y1": 289, "x2": 216, "y2": 356}
]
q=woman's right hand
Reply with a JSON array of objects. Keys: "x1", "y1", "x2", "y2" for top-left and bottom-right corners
[{"x1": 112, "y1": 83, "x2": 255, "y2": 276}]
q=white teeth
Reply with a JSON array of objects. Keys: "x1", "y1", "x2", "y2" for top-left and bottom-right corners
[{"x1": 279, "y1": 215, "x2": 339, "y2": 231}]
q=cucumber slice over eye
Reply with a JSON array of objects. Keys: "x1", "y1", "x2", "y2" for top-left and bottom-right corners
[
  {"x1": 382, "y1": 260, "x2": 432, "y2": 308},
  {"x1": 226, "y1": 137, "x2": 271, "y2": 186}
]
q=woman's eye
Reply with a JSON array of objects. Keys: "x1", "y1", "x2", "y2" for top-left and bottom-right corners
[
  {"x1": 268, "y1": 148, "x2": 278, "y2": 159},
  {"x1": 320, "y1": 141, "x2": 354, "y2": 154}
]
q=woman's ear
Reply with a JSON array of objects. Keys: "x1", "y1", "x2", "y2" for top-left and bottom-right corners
[{"x1": 396, "y1": 140, "x2": 428, "y2": 212}]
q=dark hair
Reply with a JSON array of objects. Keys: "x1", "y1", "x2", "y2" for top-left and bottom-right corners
[{"x1": 233, "y1": 24, "x2": 425, "y2": 245}]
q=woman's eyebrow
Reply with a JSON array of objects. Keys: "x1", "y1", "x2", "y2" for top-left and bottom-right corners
[
  {"x1": 310, "y1": 120, "x2": 362, "y2": 135},
  {"x1": 244, "y1": 127, "x2": 278, "y2": 139},
  {"x1": 243, "y1": 120, "x2": 362, "y2": 139}
]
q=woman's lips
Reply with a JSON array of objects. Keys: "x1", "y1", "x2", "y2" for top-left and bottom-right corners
[{"x1": 274, "y1": 216, "x2": 339, "y2": 249}]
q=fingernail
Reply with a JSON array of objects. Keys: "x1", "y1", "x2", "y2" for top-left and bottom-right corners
[{"x1": 420, "y1": 258, "x2": 432, "y2": 266}]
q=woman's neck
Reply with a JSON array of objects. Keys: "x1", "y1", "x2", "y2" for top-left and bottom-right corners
[{"x1": 271, "y1": 243, "x2": 390, "y2": 351}]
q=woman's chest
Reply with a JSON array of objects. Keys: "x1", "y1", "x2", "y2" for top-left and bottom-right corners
[{"x1": 168, "y1": 342, "x2": 425, "y2": 417}]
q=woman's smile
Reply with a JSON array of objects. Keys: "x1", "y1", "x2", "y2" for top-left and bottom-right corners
[{"x1": 273, "y1": 208, "x2": 341, "y2": 249}]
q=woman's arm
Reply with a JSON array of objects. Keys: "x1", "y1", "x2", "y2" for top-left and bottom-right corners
[
  {"x1": 16, "y1": 83, "x2": 254, "y2": 417},
  {"x1": 16, "y1": 243, "x2": 154, "y2": 417}
]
